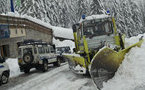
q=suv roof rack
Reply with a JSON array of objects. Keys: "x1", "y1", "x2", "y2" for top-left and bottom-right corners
[{"x1": 17, "y1": 39, "x2": 48, "y2": 47}]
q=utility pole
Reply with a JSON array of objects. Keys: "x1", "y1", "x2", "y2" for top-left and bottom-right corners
[{"x1": 10, "y1": 0, "x2": 14, "y2": 12}]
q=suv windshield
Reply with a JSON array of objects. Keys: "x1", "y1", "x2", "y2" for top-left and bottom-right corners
[{"x1": 83, "y1": 19, "x2": 113, "y2": 38}]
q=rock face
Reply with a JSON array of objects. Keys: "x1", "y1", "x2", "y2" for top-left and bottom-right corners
[{"x1": 0, "y1": 0, "x2": 145, "y2": 37}]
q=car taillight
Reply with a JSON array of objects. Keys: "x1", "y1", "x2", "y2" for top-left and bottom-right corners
[{"x1": 18, "y1": 58, "x2": 22, "y2": 63}]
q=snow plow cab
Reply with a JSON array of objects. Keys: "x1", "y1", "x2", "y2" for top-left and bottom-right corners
[{"x1": 64, "y1": 15, "x2": 144, "y2": 89}]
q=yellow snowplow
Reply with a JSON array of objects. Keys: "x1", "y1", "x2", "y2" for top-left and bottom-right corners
[{"x1": 64, "y1": 14, "x2": 143, "y2": 89}]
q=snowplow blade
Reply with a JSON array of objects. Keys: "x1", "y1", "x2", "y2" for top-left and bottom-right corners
[
  {"x1": 90, "y1": 39, "x2": 143, "y2": 89},
  {"x1": 64, "y1": 55, "x2": 87, "y2": 74}
]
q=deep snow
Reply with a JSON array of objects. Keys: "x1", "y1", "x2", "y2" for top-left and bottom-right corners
[
  {"x1": 6, "y1": 58, "x2": 21, "y2": 77},
  {"x1": 4, "y1": 63, "x2": 95, "y2": 90},
  {"x1": 102, "y1": 34, "x2": 145, "y2": 90},
  {"x1": 1, "y1": 12, "x2": 145, "y2": 89},
  {"x1": 4, "y1": 34, "x2": 145, "y2": 90}
]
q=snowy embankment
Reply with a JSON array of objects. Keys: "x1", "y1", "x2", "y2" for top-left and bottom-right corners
[
  {"x1": 102, "y1": 34, "x2": 145, "y2": 90},
  {"x1": 6, "y1": 58, "x2": 21, "y2": 78}
]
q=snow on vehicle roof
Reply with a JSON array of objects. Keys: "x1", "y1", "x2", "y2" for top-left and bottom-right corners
[
  {"x1": 1, "y1": 12, "x2": 73, "y2": 40},
  {"x1": 79, "y1": 14, "x2": 110, "y2": 23},
  {"x1": 52, "y1": 26, "x2": 74, "y2": 39},
  {"x1": 1, "y1": 12, "x2": 52, "y2": 29}
]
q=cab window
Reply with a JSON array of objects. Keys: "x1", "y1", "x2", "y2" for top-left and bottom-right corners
[
  {"x1": 46, "y1": 47, "x2": 50, "y2": 53},
  {"x1": 34, "y1": 47, "x2": 37, "y2": 54},
  {"x1": 38, "y1": 47, "x2": 45, "y2": 54},
  {"x1": 83, "y1": 19, "x2": 113, "y2": 38}
]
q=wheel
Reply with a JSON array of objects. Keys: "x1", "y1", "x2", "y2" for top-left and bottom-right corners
[
  {"x1": 24, "y1": 68, "x2": 30, "y2": 73},
  {"x1": 35, "y1": 66, "x2": 40, "y2": 70},
  {"x1": 53, "y1": 58, "x2": 61, "y2": 67},
  {"x1": 1, "y1": 72, "x2": 9, "y2": 84},
  {"x1": 23, "y1": 53, "x2": 34, "y2": 64},
  {"x1": 42, "y1": 60, "x2": 48, "y2": 72}
]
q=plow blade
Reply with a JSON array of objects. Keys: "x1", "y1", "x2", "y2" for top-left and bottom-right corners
[
  {"x1": 65, "y1": 55, "x2": 87, "y2": 74},
  {"x1": 89, "y1": 40, "x2": 143, "y2": 90}
]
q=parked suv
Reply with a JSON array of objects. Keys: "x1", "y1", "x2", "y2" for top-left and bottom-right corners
[
  {"x1": 18, "y1": 40, "x2": 61, "y2": 73},
  {"x1": 56, "y1": 46, "x2": 71, "y2": 62},
  {"x1": 0, "y1": 57, "x2": 10, "y2": 85}
]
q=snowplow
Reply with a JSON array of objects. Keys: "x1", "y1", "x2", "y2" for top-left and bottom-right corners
[{"x1": 64, "y1": 14, "x2": 143, "y2": 89}]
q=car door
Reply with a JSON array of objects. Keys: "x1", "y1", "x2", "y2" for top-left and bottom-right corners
[
  {"x1": 0, "y1": 59, "x2": 8, "y2": 75},
  {"x1": 47, "y1": 46, "x2": 57, "y2": 63}
]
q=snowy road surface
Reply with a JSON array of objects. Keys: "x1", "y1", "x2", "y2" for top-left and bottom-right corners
[
  {"x1": 0, "y1": 63, "x2": 96, "y2": 90},
  {"x1": 1, "y1": 34, "x2": 145, "y2": 90}
]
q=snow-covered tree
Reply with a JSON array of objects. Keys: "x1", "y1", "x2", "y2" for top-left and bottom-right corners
[
  {"x1": 102, "y1": 0, "x2": 145, "y2": 37},
  {"x1": 0, "y1": 0, "x2": 145, "y2": 36}
]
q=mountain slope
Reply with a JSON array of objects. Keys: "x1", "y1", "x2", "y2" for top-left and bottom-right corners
[{"x1": 0, "y1": 0, "x2": 145, "y2": 37}]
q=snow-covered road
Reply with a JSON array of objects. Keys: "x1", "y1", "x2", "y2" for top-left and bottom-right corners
[
  {"x1": 1, "y1": 63, "x2": 95, "y2": 90},
  {"x1": 1, "y1": 34, "x2": 145, "y2": 90}
]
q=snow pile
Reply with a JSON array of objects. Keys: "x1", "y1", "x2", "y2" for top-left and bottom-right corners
[
  {"x1": 125, "y1": 34, "x2": 144, "y2": 47},
  {"x1": 73, "y1": 65, "x2": 86, "y2": 74},
  {"x1": 52, "y1": 26, "x2": 74, "y2": 39},
  {"x1": 102, "y1": 34, "x2": 145, "y2": 90},
  {"x1": 6, "y1": 58, "x2": 21, "y2": 77}
]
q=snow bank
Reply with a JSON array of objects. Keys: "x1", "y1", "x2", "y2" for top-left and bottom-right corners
[
  {"x1": 102, "y1": 34, "x2": 145, "y2": 90},
  {"x1": 6, "y1": 58, "x2": 21, "y2": 77},
  {"x1": 125, "y1": 34, "x2": 144, "y2": 47},
  {"x1": 52, "y1": 26, "x2": 74, "y2": 39}
]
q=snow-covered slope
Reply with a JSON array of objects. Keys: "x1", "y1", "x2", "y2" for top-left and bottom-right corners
[
  {"x1": 6, "y1": 58, "x2": 21, "y2": 77},
  {"x1": 1, "y1": 0, "x2": 145, "y2": 37},
  {"x1": 102, "y1": 34, "x2": 145, "y2": 90},
  {"x1": 102, "y1": 0, "x2": 145, "y2": 37}
]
